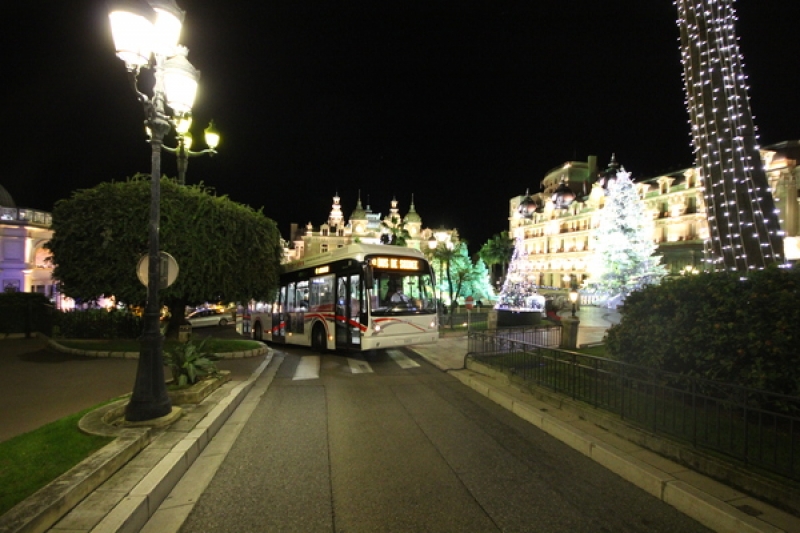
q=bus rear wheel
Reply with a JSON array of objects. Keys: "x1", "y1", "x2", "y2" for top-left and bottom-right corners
[
  {"x1": 253, "y1": 322, "x2": 263, "y2": 341},
  {"x1": 312, "y1": 323, "x2": 327, "y2": 353}
]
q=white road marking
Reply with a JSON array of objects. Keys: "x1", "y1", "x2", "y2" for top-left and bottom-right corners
[
  {"x1": 293, "y1": 356, "x2": 320, "y2": 380},
  {"x1": 347, "y1": 358, "x2": 374, "y2": 374},
  {"x1": 388, "y1": 349, "x2": 420, "y2": 369}
]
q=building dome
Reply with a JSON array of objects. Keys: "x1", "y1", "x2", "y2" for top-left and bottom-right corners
[
  {"x1": 404, "y1": 195, "x2": 421, "y2": 223},
  {"x1": 350, "y1": 194, "x2": 367, "y2": 220},
  {"x1": 0, "y1": 184, "x2": 16, "y2": 207}
]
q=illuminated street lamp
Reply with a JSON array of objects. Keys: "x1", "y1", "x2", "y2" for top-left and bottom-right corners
[
  {"x1": 569, "y1": 288, "x2": 579, "y2": 318},
  {"x1": 108, "y1": 0, "x2": 201, "y2": 422},
  {"x1": 164, "y1": 117, "x2": 220, "y2": 185}
]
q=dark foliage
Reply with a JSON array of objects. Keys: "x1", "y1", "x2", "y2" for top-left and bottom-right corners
[
  {"x1": 53, "y1": 309, "x2": 143, "y2": 339},
  {"x1": 606, "y1": 266, "x2": 800, "y2": 396},
  {"x1": 0, "y1": 292, "x2": 53, "y2": 335}
]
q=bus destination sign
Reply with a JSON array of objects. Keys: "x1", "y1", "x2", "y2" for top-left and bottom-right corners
[{"x1": 370, "y1": 257, "x2": 420, "y2": 271}]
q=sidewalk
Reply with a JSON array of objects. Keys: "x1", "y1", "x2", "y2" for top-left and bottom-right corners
[
  {"x1": 3, "y1": 321, "x2": 799, "y2": 533},
  {"x1": 414, "y1": 330, "x2": 800, "y2": 533}
]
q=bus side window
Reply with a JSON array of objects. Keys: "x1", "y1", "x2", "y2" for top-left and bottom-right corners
[{"x1": 286, "y1": 282, "x2": 296, "y2": 312}]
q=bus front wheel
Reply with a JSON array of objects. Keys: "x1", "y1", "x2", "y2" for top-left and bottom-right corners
[
  {"x1": 253, "y1": 322, "x2": 263, "y2": 341},
  {"x1": 312, "y1": 323, "x2": 327, "y2": 353}
]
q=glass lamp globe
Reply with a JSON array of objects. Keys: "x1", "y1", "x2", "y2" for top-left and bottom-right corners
[
  {"x1": 204, "y1": 120, "x2": 221, "y2": 150},
  {"x1": 163, "y1": 46, "x2": 199, "y2": 116},
  {"x1": 108, "y1": 0, "x2": 156, "y2": 69},
  {"x1": 149, "y1": 0, "x2": 184, "y2": 57}
]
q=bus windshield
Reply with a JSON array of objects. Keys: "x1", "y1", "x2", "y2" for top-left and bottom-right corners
[{"x1": 370, "y1": 271, "x2": 437, "y2": 315}]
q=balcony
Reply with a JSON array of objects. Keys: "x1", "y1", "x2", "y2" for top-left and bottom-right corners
[{"x1": 0, "y1": 207, "x2": 52, "y2": 228}]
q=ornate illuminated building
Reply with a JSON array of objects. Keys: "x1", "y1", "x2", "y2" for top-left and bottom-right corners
[
  {"x1": 287, "y1": 193, "x2": 455, "y2": 261},
  {"x1": 676, "y1": 0, "x2": 785, "y2": 270},
  {"x1": 509, "y1": 142, "x2": 800, "y2": 290},
  {"x1": 0, "y1": 185, "x2": 57, "y2": 297}
]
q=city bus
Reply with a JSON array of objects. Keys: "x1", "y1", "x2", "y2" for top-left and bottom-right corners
[{"x1": 251, "y1": 243, "x2": 439, "y2": 352}]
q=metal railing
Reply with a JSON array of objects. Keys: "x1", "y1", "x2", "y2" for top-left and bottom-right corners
[
  {"x1": 0, "y1": 207, "x2": 52, "y2": 227},
  {"x1": 439, "y1": 311, "x2": 489, "y2": 332},
  {"x1": 467, "y1": 332, "x2": 800, "y2": 481},
  {"x1": 468, "y1": 324, "x2": 561, "y2": 348}
]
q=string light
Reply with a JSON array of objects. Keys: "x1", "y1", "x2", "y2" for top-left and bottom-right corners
[{"x1": 675, "y1": 0, "x2": 785, "y2": 271}]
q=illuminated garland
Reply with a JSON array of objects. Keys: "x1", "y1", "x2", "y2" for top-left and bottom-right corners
[{"x1": 675, "y1": 0, "x2": 784, "y2": 271}]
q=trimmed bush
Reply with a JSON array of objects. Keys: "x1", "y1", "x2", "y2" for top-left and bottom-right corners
[
  {"x1": 606, "y1": 266, "x2": 800, "y2": 396},
  {"x1": 54, "y1": 309, "x2": 143, "y2": 339},
  {"x1": 0, "y1": 292, "x2": 53, "y2": 335}
]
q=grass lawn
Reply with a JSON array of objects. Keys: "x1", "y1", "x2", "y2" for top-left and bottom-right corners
[
  {"x1": 0, "y1": 335, "x2": 263, "y2": 517},
  {"x1": 0, "y1": 404, "x2": 114, "y2": 516}
]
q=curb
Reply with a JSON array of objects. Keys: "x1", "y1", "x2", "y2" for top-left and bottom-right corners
[
  {"x1": 0, "y1": 351, "x2": 273, "y2": 533},
  {"x1": 449, "y1": 367, "x2": 790, "y2": 533},
  {"x1": 45, "y1": 338, "x2": 269, "y2": 360},
  {"x1": 89, "y1": 353, "x2": 274, "y2": 533}
]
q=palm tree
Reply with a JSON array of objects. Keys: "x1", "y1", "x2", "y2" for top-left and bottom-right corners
[
  {"x1": 380, "y1": 216, "x2": 411, "y2": 246},
  {"x1": 479, "y1": 231, "x2": 514, "y2": 286}
]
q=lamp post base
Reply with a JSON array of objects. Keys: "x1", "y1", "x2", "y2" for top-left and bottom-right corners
[{"x1": 125, "y1": 326, "x2": 172, "y2": 422}]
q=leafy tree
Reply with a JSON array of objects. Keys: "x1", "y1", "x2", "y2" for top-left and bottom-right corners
[
  {"x1": 588, "y1": 169, "x2": 666, "y2": 301},
  {"x1": 426, "y1": 241, "x2": 494, "y2": 307},
  {"x1": 479, "y1": 231, "x2": 514, "y2": 285},
  {"x1": 46, "y1": 175, "x2": 283, "y2": 332},
  {"x1": 445, "y1": 243, "x2": 478, "y2": 304}
]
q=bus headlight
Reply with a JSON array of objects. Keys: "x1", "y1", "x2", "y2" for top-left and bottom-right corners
[{"x1": 373, "y1": 323, "x2": 381, "y2": 333}]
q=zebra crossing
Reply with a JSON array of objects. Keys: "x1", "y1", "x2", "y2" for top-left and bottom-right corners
[{"x1": 291, "y1": 349, "x2": 420, "y2": 380}]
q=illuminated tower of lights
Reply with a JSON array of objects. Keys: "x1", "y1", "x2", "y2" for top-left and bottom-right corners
[{"x1": 676, "y1": 0, "x2": 784, "y2": 271}]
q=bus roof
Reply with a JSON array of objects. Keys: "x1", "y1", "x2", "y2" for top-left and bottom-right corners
[{"x1": 282, "y1": 244, "x2": 427, "y2": 274}]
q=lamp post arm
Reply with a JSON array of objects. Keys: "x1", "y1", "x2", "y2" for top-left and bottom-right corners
[{"x1": 163, "y1": 145, "x2": 216, "y2": 157}]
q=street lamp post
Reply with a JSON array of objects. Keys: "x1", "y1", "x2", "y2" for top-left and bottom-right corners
[
  {"x1": 108, "y1": 0, "x2": 201, "y2": 422},
  {"x1": 165, "y1": 118, "x2": 220, "y2": 185},
  {"x1": 569, "y1": 288, "x2": 578, "y2": 318}
]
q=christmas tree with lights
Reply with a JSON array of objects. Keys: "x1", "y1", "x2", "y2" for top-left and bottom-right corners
[
  {"x1": 589, "y1": 170, "x2": 665, "y2": 303},
  {"x1": 495, "y1": 231, "x2": 545, "y2": 312}
]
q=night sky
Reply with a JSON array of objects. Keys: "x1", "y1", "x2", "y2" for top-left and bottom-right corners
[{"x1": 4, "y1": 1, "x2": 800, "y2": 253}]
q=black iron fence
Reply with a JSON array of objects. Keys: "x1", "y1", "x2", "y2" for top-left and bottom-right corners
[
  {"x1": 468, "y1": 324, "x2": 561, "y2": 348},
  {"x1": 467, "y1": 331, "x2": 800, "y2": 481}
]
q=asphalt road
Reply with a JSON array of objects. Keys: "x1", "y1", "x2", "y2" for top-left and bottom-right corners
[{"x1": 179, "y1": 346, "x2": 711, "y2": 533}]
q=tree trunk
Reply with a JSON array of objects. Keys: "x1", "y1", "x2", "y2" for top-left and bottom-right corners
[{"x1": 165, "y1": 298, "x2": 189, "y2": 339}]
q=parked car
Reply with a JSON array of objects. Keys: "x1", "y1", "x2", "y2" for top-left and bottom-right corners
[{"x1": 186, "y1": 308, "x2": 231, "y2": 328}]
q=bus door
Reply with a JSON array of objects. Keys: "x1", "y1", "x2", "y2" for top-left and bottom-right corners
[
  {"x1": 272, "y1": 285, "x2": 287, "y2": 344},
  {"x1": 335, "y1": 274, "x2": 362, "y2": 349}
]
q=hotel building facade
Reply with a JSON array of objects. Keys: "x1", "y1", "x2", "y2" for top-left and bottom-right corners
[{"x1": 508, "y1": 141, "x2": 800, "y2": 290}]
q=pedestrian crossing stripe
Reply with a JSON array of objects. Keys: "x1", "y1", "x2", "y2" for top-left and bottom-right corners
[
  {"x1": 292, "y1": 355, "x2": 320, "y2": 380},
  {"x1": 387, "y1": 349, "x2": 420, "y2": 369},
  {"x1": 291, "y1": 351, "x2": 419, "y2": 380},
  {"x1": 348, "y1": 358, "x2": 373, "y2": 374}
]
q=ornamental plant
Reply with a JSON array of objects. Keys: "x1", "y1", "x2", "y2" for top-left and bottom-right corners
[
  {"x1": 605, "y1": 266, "x2": 800, "y2": 397},
  {"x1": 164, "y1": 337, "x2": 220, "y2": 387}
]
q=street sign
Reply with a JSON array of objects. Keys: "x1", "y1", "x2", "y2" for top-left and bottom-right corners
[
  {"x1": 137, "y1": 252, "x2": 179, "y2": 289},
  {"x1": 465, "y1": 296, "x2": 474, "y2": 310}
]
